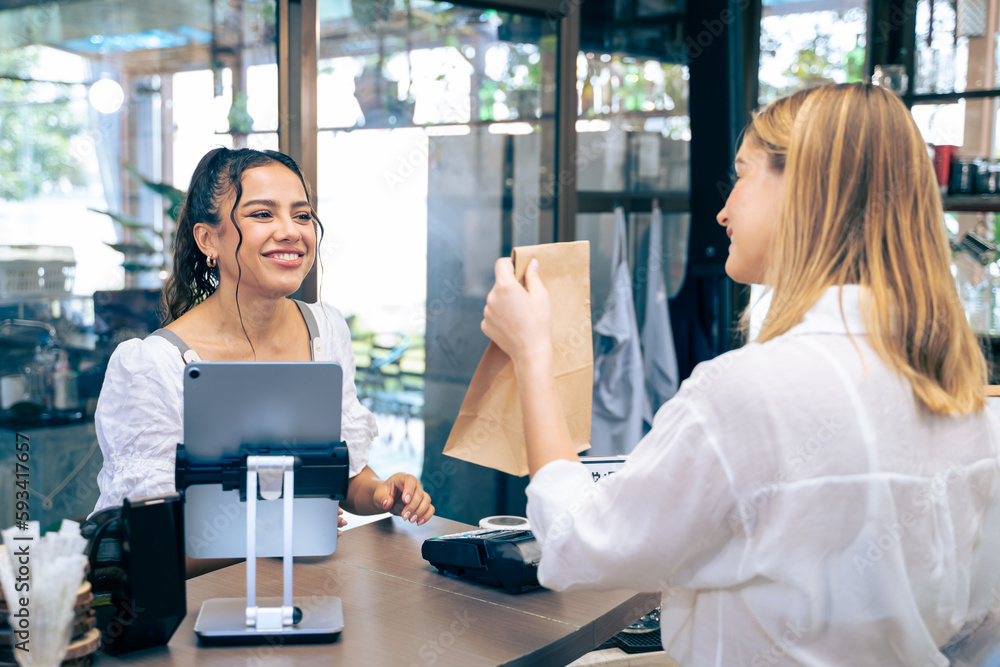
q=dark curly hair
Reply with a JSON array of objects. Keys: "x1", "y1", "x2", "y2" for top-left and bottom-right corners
[{"x1": 161, "y1": 147, "x2": 323, "y2": 328}]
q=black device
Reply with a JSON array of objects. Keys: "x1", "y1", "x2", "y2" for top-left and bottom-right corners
[
  {"x1": 175, "y1": 441, "x2": 349, "y2": 502},
  {"x1": 421, "y1": 528, "x2": 541, "y2": 594},
  {"x1": 82, "y1": 493, "x2": 186, "y2": 655}
]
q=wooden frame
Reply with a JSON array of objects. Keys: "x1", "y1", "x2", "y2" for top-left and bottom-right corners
[
  {"x1": 282, "y1": 0, "x2": 580, "y2": 301},
  {"x1": 279, "y1": 0, "x2": 319, "y2": 303}
]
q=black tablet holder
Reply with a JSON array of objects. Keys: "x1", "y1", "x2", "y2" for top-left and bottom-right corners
[{"x1": 175, "y1": 441, "x2": 349, "y2": 645}]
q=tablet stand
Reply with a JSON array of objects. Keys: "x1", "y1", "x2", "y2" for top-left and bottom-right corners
[{"x1": 175, "y1": 443, "x2": 348, "y2": 646}]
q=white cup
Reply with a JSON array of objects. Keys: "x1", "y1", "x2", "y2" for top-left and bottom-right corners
[
  {"x1": 0, "y1": 375, "x2": 26, "y2": 411},
  {"x1": 54, "y1": 372, "x2": 79, "y2": 410},
  {"x1": 479, "y1": 515, "x2": 530, "y2": 530}
]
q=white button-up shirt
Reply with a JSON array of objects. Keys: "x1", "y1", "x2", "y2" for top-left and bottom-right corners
[{"x1": 527, "y1": 285, "x2": 1000, "y2": 666}]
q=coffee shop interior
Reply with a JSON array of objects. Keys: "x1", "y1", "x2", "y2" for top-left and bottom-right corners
[{"x1": 0, "y1": 0, "x2": 996, "y2": 536}]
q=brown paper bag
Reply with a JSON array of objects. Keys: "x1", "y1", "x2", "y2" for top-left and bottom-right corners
[{"x1": 442, "y1": 240, "x2": 593, "y2": 477}]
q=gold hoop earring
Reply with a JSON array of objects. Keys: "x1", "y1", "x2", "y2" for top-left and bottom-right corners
[{"x1": 206, "y1": 255, "x2": 217, "y2": 268}]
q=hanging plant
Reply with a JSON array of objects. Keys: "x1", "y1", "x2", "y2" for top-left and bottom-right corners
[
  {"x1": 351, "y1": 0, "x2": 393, "y2": 29},
  {"x1": 228, "y1": 92, "x2": 254, "y2": 135},
  {"x1": 89, "y1": 167, "x2": 187, "y2": 280}
]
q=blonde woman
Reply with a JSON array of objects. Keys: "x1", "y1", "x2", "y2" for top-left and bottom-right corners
[{"x1": 482, "y1": 83, "x2": 1000, "y2": 664}]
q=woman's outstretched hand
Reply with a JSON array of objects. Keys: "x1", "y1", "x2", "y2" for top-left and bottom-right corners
[
  {"x1": 481, "y1": 257, "x2": 553, "y2": 370},
  {"x1": 374, "y1": 473, "x2": 435, "y2": 525}
]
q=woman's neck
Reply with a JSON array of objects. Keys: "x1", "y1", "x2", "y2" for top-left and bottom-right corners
[{"x1": 200, "y1": 286, "x2": 292, "y2": 347}]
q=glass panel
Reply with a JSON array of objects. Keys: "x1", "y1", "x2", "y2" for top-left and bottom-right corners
[
  {"x1": 0, "y1": 46, "x2": 117, "y2": 300},
  {"x1": 578, "y1": 213, "x2": 617, "y2": 316},
  {"x1": 316, "y1": 2, "x2": 558, "y2": 517},
  {"x1": 915, "y1": 0, "x2": 998, "y2": 94},
  {"x1": 576, "y1": 52, "x2": 690, "y2": 193},
  {"x1": 758, "y1": 0, "x2": 868, "y2": 106},
  {"x1": 0, "y1": 0, "x2": 277, "y2": 526},
  {"x1": 0, "y1": 1, "x2": 277, "y2": 300}
]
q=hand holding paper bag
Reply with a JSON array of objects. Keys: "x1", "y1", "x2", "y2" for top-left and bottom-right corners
[{"x1": 443, "y1": 241, "x2": 593, "y2": 477}]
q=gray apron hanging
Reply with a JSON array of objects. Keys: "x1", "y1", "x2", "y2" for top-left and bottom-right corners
[
  {"x1": 641, "y1": 200, "x2": 679, "y2": 426},
  {"x1": 590, "y1": 206, "x2": 646, "y2": 455}
]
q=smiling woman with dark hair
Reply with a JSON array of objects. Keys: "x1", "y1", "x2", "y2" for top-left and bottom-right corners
[{"x1": 93, "y1": 148, "x2": 434, "y2": 571}]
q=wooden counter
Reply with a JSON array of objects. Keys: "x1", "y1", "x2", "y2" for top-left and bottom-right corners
[{"x1": 98, "y1": 516, "x2": 659, "y2": 666}]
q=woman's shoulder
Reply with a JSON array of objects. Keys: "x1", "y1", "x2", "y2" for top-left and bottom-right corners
[
  {"x1": 678, "y1": 334, "x2": 857, "y2": 413},
  {"x1": 106, "y1": 332, "x2": 187, "y2": 378},
  {"x1": 302, "y1": 300, "x2": 351, "y2": 337},
  {"x1": 680, "y1": 341, "x2": 778, "y2": 393},
  {"x1": 303, "y1": 300, "x2": 346, "y2": 321}
]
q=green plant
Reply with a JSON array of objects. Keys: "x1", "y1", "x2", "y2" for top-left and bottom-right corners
[
  {"x1": 0, "y1": 48, "x2": 88, "y2": 201},
  {"x1": 90, "y1": 166, "x2": 186, "y2": 278},
  {"x1": 228, "y1": 92, "x2": 254, "y2": 135}
]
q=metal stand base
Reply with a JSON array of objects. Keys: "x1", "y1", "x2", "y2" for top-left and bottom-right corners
[
  {"x1": 194, "y1": 597, "x2": 343, "y2": 646},
  {"x1": 191, "y1": 457, "x2": 344, "y2": 646}
]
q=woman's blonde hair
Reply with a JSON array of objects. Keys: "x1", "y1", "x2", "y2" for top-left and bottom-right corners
[{"x1": 747, "y1": 83, "x2": 986, "y2": 415}]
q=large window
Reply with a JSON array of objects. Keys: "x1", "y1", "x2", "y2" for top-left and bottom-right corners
[
  {"x1": 758, "y1": 0, "x2": 868, "y2": 106},
  {"x1": 915, "y1": 0, "x2": 996, "y2": 95},
  {"x1": 312, "y1": 2, "x2": 560, "y2": 490},
  {"x1": 0, "y1": 0, "x2": 278, "y2": 526},
  {"x1": 0, "y1": 1, "x2": 278, "y2": 303},
  {"x1": 574, "y1": 52, "x2": 690, "y2": 314},
  {"x1": 0, "y1": 44, "x2": 122, "y2": 300},
  {"x1": 0, "y1": 0, "x2": 681, "y2": 524}
]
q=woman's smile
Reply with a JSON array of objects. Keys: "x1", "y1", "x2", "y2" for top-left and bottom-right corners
[{"x1": 262, "y1": 249, "x2": 306, "y2": 268}]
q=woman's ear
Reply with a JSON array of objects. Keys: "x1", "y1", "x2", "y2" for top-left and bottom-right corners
[{"x1": 192, "y1": 222, "x2": 217, "y2": 260}]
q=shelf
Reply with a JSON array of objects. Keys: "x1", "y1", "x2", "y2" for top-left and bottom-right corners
[
  {"x1": 905, "y1": 88, "x2": 1000, "y2": 105},
  {"x1": 577, "y1": 190, "x2": 689, "y2": 214},
  {"x1": 943, "y1": 196, "x2": 1000, "y2": 212}
]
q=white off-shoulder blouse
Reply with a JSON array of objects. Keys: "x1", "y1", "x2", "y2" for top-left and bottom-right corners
[{"x1": 92, "y1": 300, "x2": 377, "y2": 514}]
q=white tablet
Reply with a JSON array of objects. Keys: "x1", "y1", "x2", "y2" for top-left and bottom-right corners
[{"x1": 182, "y1": 361, "x2": 344, "y2": 559}]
